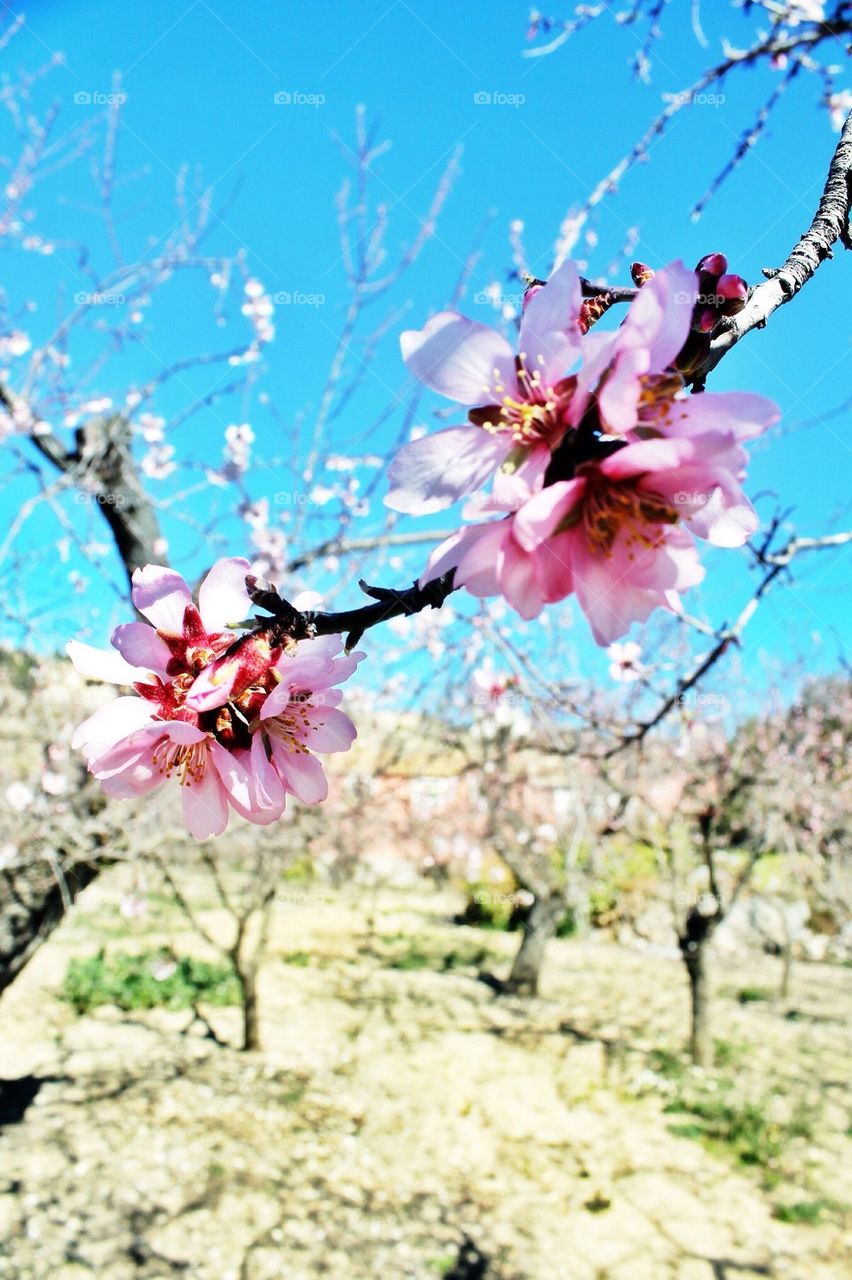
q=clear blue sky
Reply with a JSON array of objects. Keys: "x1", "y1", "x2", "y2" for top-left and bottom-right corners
[{"x1": 2, "y1": 0, "x2": 850, "y2": 702}]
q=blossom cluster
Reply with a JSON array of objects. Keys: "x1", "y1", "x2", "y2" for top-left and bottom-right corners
[
  {"x1": 68, "y1": 561, "x2": 362, "y2": 839},
  {"x1": 385, "y1": 256, "x2": 778, "y2": 644}
]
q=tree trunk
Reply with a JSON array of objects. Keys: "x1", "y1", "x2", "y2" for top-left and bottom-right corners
[
  {"x1": 0, "y1": 416, "x2": 163, "y2": 997},
  {"x1": 503, "y1": 893, "x2": 565, "y2": 996},
  {"x1": 0, "y1": 854, "x2": 103, "y2": 997},
  {"x1": 779, "y1": 937, "x2": 794, "y2": 1004},
  {"x1": 683, "y1": 939, "x2": 713, "y2": 1068},
  {"x1": 237, "y1": 964, "x2": 261, "y2": 1051}
]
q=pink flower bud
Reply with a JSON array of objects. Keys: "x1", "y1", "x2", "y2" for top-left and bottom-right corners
[
  {"x1": 691, "y1": 307, "x2": 718, "y2": 334},
  {"x1": 630, "y1": 262, "x2": 654, "y2": 287},
  {"x1": 716, "y1": 273, "x2": 748, "y2": 316},
  {"x1": 695, "y1": 252, "x2": 727, "y2": 279}
]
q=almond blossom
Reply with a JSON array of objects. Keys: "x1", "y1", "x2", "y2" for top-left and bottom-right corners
[
  {"x1": 385, "y1": 260, "x2": 583, "y2": 514},
  {"x1": 421, "y1": 431, "x2": 762, "y2": 645},
  {"x1": 68, "y1": 560, "x2": 360, "y2": 838},
  {"x1": 401, "y1": 258, "x2": 778, "y2": 645}
]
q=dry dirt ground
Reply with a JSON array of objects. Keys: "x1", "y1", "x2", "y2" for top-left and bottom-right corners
[{"x1": 0, "y1": 870, "x2": 850, "y2": 1280}]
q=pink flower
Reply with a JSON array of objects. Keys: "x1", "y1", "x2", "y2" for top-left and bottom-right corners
[
  {"x1": 422, "y1": 432, "x2": 760, "y2": 645},
  {"x1": 385, "y1": 261, "x2": 583, "y2": 514},
  {"x1": 571, "y1": 260, "x2": 697, "y2": 435},
  {"x1": 254, "y1": 636, "x2": 364, "y2": 806},
  {"x1": 68, "y1": 561, "x2": 362, "y2": 838}
]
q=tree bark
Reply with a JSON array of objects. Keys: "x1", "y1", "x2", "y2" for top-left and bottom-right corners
[
  {"x1": 503, "y1": 893, "x2": 565, "y2": 997},
  {"x1": 679, "y1": 903, "x2": 719, "y2": 1068},
  {"x1": 0, "y1": 414, "x2": 164, "y2": 997},
  {"x1": 237, "y1": 964, "x2": 261, "y2": 1052},
  {"x1": 683, "y1": 939, "x2": 713, "y2": 1068},
  {"x1": 0, "y1": 853, "x2": 105, "y2": 997}
]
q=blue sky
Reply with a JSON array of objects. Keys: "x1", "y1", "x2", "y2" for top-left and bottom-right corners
[{"x1": 2, "y1": 0, "x2": 850, "y2": 703}]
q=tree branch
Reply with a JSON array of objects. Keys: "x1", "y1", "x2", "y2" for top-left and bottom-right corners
[
  {"x1": 692, "y1": 109, "x2": 852, "y2": 387},
  {"x1": 607, "y1": 528, "x2": 852, "y2": 755},
  {"x1": 247, "y1": 570, "x2": 457, "y2": 653}
]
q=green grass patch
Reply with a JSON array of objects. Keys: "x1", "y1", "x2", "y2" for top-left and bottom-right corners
[
  {"x1": 63, "y1": 948, "x2": 239, "y2": 1013},
  {"x1": 737, "y1": 986, "x2": 774, "y2": 1005},
  {"x1": 773, "y1": 1199, "x2": 839, "y2": 1226},
  {"x1": 665, "y1": 1083, "x2": 819, "y2": 1173},
  {"x1": 377, "y1": 934, "x2": 496, "y2": 973}
]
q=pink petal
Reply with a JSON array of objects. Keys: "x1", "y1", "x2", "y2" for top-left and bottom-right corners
[
  {"x1": 67, "y1": 639, "x2": 153, "y2": 686},
  {"x1": 498, "y1": 540, "x2": 546, "y2": 620},
  {"x1": 454, "y1": 522, "x2": 509, "y2": 596},
  {"x1": 131, "y1": 565, "x2": 192, "y2": 636},
  {"x1": 215, "y1": 742, "x2": 286, "y2": 827},
  {"x1": 110, "y1": 623, "x2": 172, "y2": 676},
  {"x1": 160, "y1": 721, "x2": 207, "y2": 745},
  {"x1": 662, "y1": 391, "x2": 779, "y2": 441},
  {"x1": 598, "y1": 345, "x2": 651, "y2": 434},
  {"x1": 534, "y1": 531, "x2": 575, "y2": 604},
  {"x1": 270, "y1": 743, "x2": 329, "y2": 804},
  {"x1": 197, "y1": 556, "x2": 252, "y2": 632},
  {"x1": 385, "y1": 425, "x2": 513, "y2": 514},
  {"x1": 300, "y1": 706, "x2": 357, "y2": 753},
  {"x1": 248, "y1": 735, "x2": 287, "y2": 812},
  {"x1": 491, "y1": 443, "x2": 550, "y2": 508},
  {"x1": 619, "y1": 260, "x2": 696, "y2": 370},
  {"x1": 71, "y1": 696, "x2": 156, "y2": 761},
  {"x1": 209, "y1": 739, "x2": 256, "y2": 812},
  {"x1": 513, "y1": 479, "x2": 585, "y2": 552},
  {"x1": 99, "y1": 752, "x2": 164, "y2": 798},
  {"x1": 260, "y1": 682, "x2": 291, "y2": 719},
  {"x1": 518, "y1": 259, "x2": 583, "y2": 386},
  {"x1": 400, "y1": 311, "x2": 518, "y2": 404},
  {"x1": 181, "y1": 766, "x2": 229, "y2": 839},
  {"x1": 600, "y1": 436, "x2": 692, "y2": 481},
  {"x1": 682, "y1": 482, "x2": 758, "y2": 547},
  {"x1": 571, "y1": 329, "x2": 619, "y2": 419},
  {"x1": 419, "y1": 527, "x2": 476, "y2": 587}
]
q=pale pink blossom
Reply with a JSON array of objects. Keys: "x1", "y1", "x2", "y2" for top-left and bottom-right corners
[
  {"x1": 422, "y1": 432, "x2": 759, "y2": 644},
  {"x1": 385, "y1": 260, "x2": 583, "y2": 514},
  {"x1": 254, "y1": 636, "x2": 364, "y2": 807},
  {"x1": 69, "y1": 561, "x2": 361, "y2": 837},
  {"x1": 68, "y1": 560, "x2": 269, "y2": 838},
  {"x1": 607, "y1": 641, "x2": 644, "y2": 682}
]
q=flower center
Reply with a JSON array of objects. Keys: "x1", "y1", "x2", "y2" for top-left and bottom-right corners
[
  {"x1": 263, "y1": 691, "x2": 320, "y2": 755},
  {"x1": 636, "y1": 372, "x2": 687, "y2": 429},
  {"x1": 152, "y1": 738, "x2": 209, "y2": 787},
  {"x1": 581, "y1": 473, "x2": 678, "y2": 557}
]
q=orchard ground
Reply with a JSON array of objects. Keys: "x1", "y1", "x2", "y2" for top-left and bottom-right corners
[{"x1": 0, "y1": 869, "x2": 850, "y2": 1280}]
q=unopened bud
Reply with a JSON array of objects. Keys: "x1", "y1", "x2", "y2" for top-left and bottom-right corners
[
  {"x1": 630, "y1": 261, "x2": 654, "y2": 287},
  {"x1": 695, "y1": 252, "x2": 727, "y2": 280},
  {"x1": 691, "y1": 306, "x2": 718, "y2": 334},
  {"x1": 578, "y1": 294, "x2": 614, "y2": 334},
  {"x1": 716, "y1": 273, "x2": 748, "y2": 315}
]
